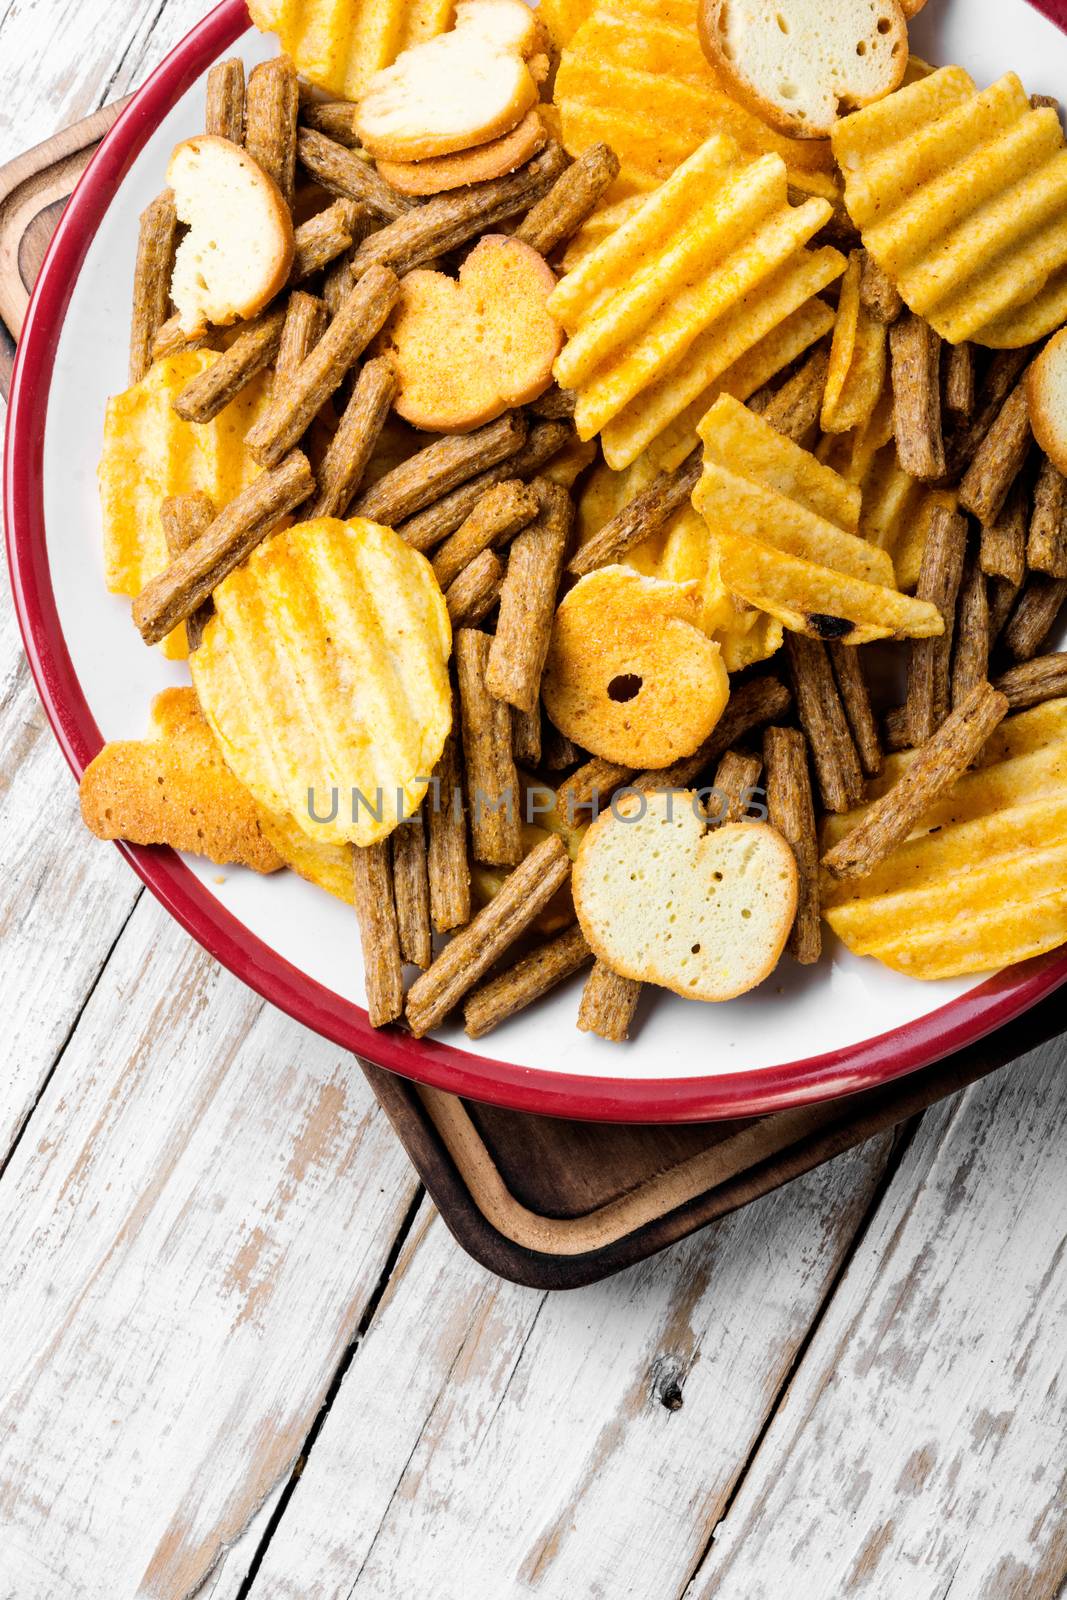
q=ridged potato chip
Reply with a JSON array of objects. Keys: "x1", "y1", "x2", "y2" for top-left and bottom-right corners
[
  {"x1": 533, "y1": 0, "x2": 593, "y2": 49},
  {"x1": 191, "y1": 516, "x2": 453, "y2": 848},
  {"x1": 822, "y1": 700, "x2": 1067, "y2": 978},
  {"x1": 820, "y1": 250, "x2": 887, "y2": 434},
  {"x1": 248, "y1": 0, "x2": 455, "y2": 101},
  {"x1": 833, "y1": 66, "x2": 1067, "y2": 347},
  {"x1": 98, "y1": 351, "x2": 272, "y2": 658},
  {"x1": 548, "y1": 135, "x2": 844, "y2": 468},
  {"x1": 695, "y1": 395, "x2": 944, "y2": 643}
]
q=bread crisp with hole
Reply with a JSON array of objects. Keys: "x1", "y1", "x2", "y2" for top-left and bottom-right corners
[
  {"x1": 1027, "y1": 327, "x2": 1067, "y2": 476},
  {"x1": 698, "y1": 0, "x2": 909, "y2": 139},
  {"x1": 167, "y1": 135, "x2": 294, "y2": 334},
  {"x1": 573, "y1": 792, "x2": 799, "y2": 1001}
]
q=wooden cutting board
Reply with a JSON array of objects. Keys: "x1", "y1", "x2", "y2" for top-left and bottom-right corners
[{"x1": 5, "y1": 101, "x2": 1061, "y2": 1290}]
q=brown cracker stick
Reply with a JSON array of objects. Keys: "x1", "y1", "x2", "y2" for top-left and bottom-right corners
[
  {"x1": 823, "y1": 681, "x2": 1010, "y2": 881},
  {"x1": 558, "y1": 755, "x2": 634, "y2": 822},
  {"x1": 133, "y1": 450, "x2": 314, "y2": 645},
  {"x1": 246, "y1": 263, "x2": 399, "y2": 467},
  {"x1": 958, "y1": 375, "x2": 1032, "y2": 526},
  {"x1": 514, "y1": 143, "x2": 620, "y2": 258},
  {"x1": 882, "y1": 703, "x2": 911, "y2": 753},
  {"x1": 322, "y1": 251, "x2": 353, "y2": 322},
  {"x1": 945, "y1": 348, "x2": 1032, "y2": 479},
  {"x1": 577, "y1": 961, "x2": 642, "y2": 1042},
  {"x1": 951, "y1": 553, "x2": 990, "y2": 711},
  {"x1": 455, "y1": 628, "x2": 524, "y2": 866},
  {"x1": 172, "y1": 307, "x2": 286, "y2": 423},
  {"x1": 392, "y1": 812, "x2": 432, "y2": 969},
  {"x1": 1003, "y1": 575, "x2": 1067, "y2": 661},
  {"x1": 511, "y1": 703, "x2": 542, "y2": 767},
  {"x1": 396, "y1": 420, "x2": 571, "y2": 551},
  {"x1": 352, "y1": 144, "x2": 570, "y2": 280},
  {"x1": 758, "y1": 347, "x2": 831, "y2": 446},
  {"x1": 528, "y1": 385, "x2": 576, "y2": 420},
  {"x1": 988, "y1": 573, "x2": 1023, "y2": 642},
  {"x1": 828, "y1": 641, "x2": 883, "y2": 778},
  {"x1": 291, "y1": 198, "x2": 369, "y2": 281},
  {"x1": 431, "y1": 479, "x2": 539, "y2": 590},
  {"x1": 300, "y1": 101, "x2": 359, "y2": 147},
  {"x1": 707, "y1": 749, "x2": 763, "y2": 824},
  {"x1": 445, "y1": 548, "x2": 504, "y2": 629},
  {"x1": 129, "y1": 191, "x2": 178, "y2": 384},
  {"x1": 356, "y1": 411, "x2": 527, "y2": 527},
  {"x1": 904, "y1": 504, "x2": 967, "y2": 745},
  {"x1": 464, "y1": 923, "x2": 591, "y2": 1038},
  {"x1": 487, "y1": 482, "x2": 572, "y2": 713},
  {"x1": 763, "y1": 725, "x2": 820, "y2": 964},
  {"x1": 943, "y1": 342, "x2": 975, "y2": 422},
  {"x1": 160, "y1": 491, "x2": 214, "y2": 651},
  {"x1": 205, "y1": 58, "x2": 245, "y2": 142},
  {"x1": 543, "y1": 724, "x2": 583, "y2": 770},
  {"x1": 1027, "y1": 455, "x2": 1067, "y2": 577},
  {"x1": 633, "y1": 675, "x2": 793, "y2": 796},
  {"x1": 245, "y1": 56, "x2": 299, "y2": 208},
  {"x1": 150, "y1": 315, "x2": 219, "y2": 363},
  {"x1": 406, "y1": 834, "x2": 571, "y2": 1036},
  {"x1": 568, "y1": 452, "x2": 701, "y2": 578},
  {"x1": 306, "y1": 354, "x2": 397, "y2": 518},
  {"x1": 980, "y1": 474, "x2": 1028, "y2": 584},
  {"x1": 859, "y1": 249, "x2": 903, "y2": 325},
  {"x1": 785, "y1": 633, "x2": 865, "y2": 812},
  {"x1": 297, "y1": 126, "x2": 413, "y2": 221},
  {"x1": 352, "y1": 839, "x2": 404, "y2": 1027},
  {"x1": 890, "y1": 313, "x2": 945, "y2": 482},
  {"x1": 994, "y1": 652, "x2": 1067, "y2": 707},
  {"x1": 427, "y1": 720, "x2": 470, "y2": 934},
  {"x1": 274, "y1": 290, "x2": 327, "y2": 388}
]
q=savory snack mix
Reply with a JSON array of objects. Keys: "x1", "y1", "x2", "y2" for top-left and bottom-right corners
[{"x1": 80, "y1": 0, "x2": 1067, "y2": 1046}]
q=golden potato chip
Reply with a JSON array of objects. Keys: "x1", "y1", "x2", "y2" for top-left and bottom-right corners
[
  {"x1": 98, "y1": 351, "x2": 272, "y2": 659},
  {"x1": 548, "y1": 135, "x2": 844, "y2": 468},
  {"x1": 191, "y1": 516, "x2": 452, "y2": 848},
  {"x1": 542, "y1": 564, "x2": 730, "y2": 767},
  {"x1": 695, "y1": 395, "x2": 944, "y2": 644},
  {"x1": 554, "y1": 0, "x2": 839, "y2": 203},
  {"x1": 821, "y1": 700, "x2": 1067, "y2": 978},
  {"x1": 248, "y1": 0, "x2": 454, "y2": 101},
  {"x1": 833, "y1": 66, "x2": 1067, "y2": 347},
  {"x1": 820, "y1": 251, "x2": 887, "y2": 435},
  {"x1": 537, "y1": 0, "x2": 594, "y2": 50}
]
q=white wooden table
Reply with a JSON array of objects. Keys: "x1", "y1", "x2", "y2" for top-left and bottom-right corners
[{"x1": 1, "y1": 5, "x2": 1065, "y2": 1596}]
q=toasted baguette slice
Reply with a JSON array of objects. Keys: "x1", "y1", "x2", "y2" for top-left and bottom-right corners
[
  {"x1": 573, "y1": 792, "x2": 798, "y2": 1002},
  {"x1": 376, "y1": 109, "x2": 547, "y2": 195},
  {"x1": 167, "y1": 135, "x2": 294, "y2": 334},
  {"x1": 698, "y1": 0, "x2": 909, "y2": 139},
  {"x1": 1027, "y1": 327, "x2": 1067, "y2": 476}
]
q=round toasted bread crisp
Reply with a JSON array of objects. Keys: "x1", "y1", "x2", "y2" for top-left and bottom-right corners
[
  {"x1": 698, "y1": 0, "x2": 909, "y2": 139},
  {"x1": 376, "y1": 110, "x2": 547, "y2": 195},
  {"x1": 1027, "y1": 326, "x2": 1067, "y2": 477}
]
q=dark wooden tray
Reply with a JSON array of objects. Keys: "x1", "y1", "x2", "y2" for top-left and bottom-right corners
[{"x1": 5, "y1": 100, "x2": 1059, "y2": 1291}]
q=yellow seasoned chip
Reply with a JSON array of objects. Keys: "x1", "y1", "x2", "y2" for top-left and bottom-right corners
[
  {"x1": 833, "y1": 66, "x2": 1067, "y2": 347},
  {"x1": 191, "y1": 516, "x2": 453, "y2": 848},
  {"x1": 98, "y1": 351, "x2": 272, "y2": 659},
  {"x1": 820, "y1": 250, "x2": 887, "y2": 435},
  {"x1": 554, "y1": 0, "x2": 839, "y2": 203},
  {"x1": 548, "y1": 135, "x2": 844, "y2": 468},
  {"x1": 821, "y1": 701, "x2": 1067, "y2": 978},
  {"x1": 537, "y1": 0, "x2": 594, "y2": 50},
  {"x1": 248, "y1": 0, "x2": 455, "y2": 101},
  {"x1": 695, "y1": 395, "x2": 943, "y2": 644},
  {"x1": 258, "y1": 808, "x2": 355, "y2": 902}
]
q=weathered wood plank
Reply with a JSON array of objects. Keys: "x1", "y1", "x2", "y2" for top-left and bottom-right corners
[
  {"x1": 241, "y1": 1133, "x2": 895, "y2": 1600},
  {"x1": 0, "y1": 894, "x2": 420, "y2": 1600},
  {"x1": 688, "y1": 1040, "x2": 1067, "y2": 1600}
]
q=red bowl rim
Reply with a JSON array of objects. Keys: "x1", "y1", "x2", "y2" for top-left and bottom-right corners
[{"x1": 6, "y1": 0, "x2": 1067, "y2": 1123}]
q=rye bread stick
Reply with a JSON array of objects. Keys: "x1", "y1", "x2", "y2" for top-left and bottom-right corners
[
  {"x1": 431, "y1": 480, "x2": 539, "y2": 590},
  {"x1": 406, "y1": 834, "x2": 570, "y2": 1036},
  {"x1": 945, "y1": 347, "x2": 1032, "y2": 479},
  {"x1": 577, "y1": 960, "x2": 642, "y2": 1042},
  {"x1": 558, "y1": 756, "x2": 634, "y2": 823},
  {"x1": 133, "y1": 450, "x2": 314, "y2": 644},
  {"x1": 455, "y1": 628, "x2": 524, "y2": 866},
  {"x1": 426, "y1": 724, "x2": 470, "y2": 935},
  {"x1": 129, "y1": 191, "x2": 178, "y2": 383},
  {"x1": 291, "y1": 198, "x2": 368, "y2": 281},
  {"x1": 352, "y1": 839, "x2": 404, "y2": 1027},
  {"x1": 528, "y1": 385, "x2": 576, "y2": 420},
  {"x1": 568, "y1": 453, "x2": 701, "y2": 578},
  {"x1": 514, "y1": 143, "x2": 619, "y2": 257},
  {"x1": 785, "y1": 633, "x2": 865, "y2": 812},
  {"x1": 980, "y1": 474, "x2": 1028, "y2": 584},
  {"x1": 205, "y1": 58, "x2": 245, "y2": 142},
  {"x1": 959, "y1": 376, "x2": 1032, "y2": 526},
  {"x1": 297, "y1": 126, "x2": 413, "y2": 220},
  {"x1": 445, "y1": 548, "x2": 504, "y2": 629},
  {"x1": 151, "y1": 315, "x2": 219, "y2": 363},
  {"x1": 828, "y1": 641, "x2": 883, "y2": 777},
  {"x1": 707, "y1": 750, "x2": 763, "y2": 825},
  {"x1": 633, "y1": 675, "x2": 793, "y2": 796},
  {"x1": 1027, "y1": 455, "x2": 1067, "y2": 576},
  {"x1": 245, "y1": 56, "x2": 299, "y2": 208},
  {"x1": 356, "y1": 412, "x2": 527, "y2": 527},
  {"x1": 307, "y1": 354, "x2": 398, "y2": 518},
  {"x1": 351, "y1": 144, "x2": 570, "y2": 279},
  {"x1": 763, "y1": 726, "x2": 820, "y2": 964},
  {"x1": 543, "y1": 725, "x2": 583, "y2": 770},
  {"x1": 758, "y1": 347, "x2": 830, "y2": 446},
  {"x1": 988, "y1": 573, "x2": 1023, "y2": 642},
  {"x1": 882, "y1": 704, "x2": 911, "y2": 752},
  {"x1": 1003, "y1": 575, "x2": 1067, "y2": 661},
  {"x1": 890, "y1": 313, "x2": 945, "y2": 482},
  {"x1": 300, "y1": 101, "x2": 359, "y2": 147},
  {"x1": 859, "y1": 249, "x2": 903, "y2": 324},
  {"x1": 822, "y1": 681, "x2": 1010, "y2": 881},
  {"x1": 511, "y1": 702, "x2": 542, "y2": 767},
  {"x1": 396, "y1": 420, "x2": 571, "y2": 551},
  {"x1": 322, "y1": 250, "x2": 353, "y2": 321},
  {"x1": 160, "y1": 491, "x2": 215, "y2": 652},
  {"x1": 246, "y1": 263, "x2": 399, "y2": 467},
  {"x1": 904, "y1": 504, "x2": 967, "y2": 745},
  {"x1": 391, "y1": 812, "x2": 432, "y2": 970},
  {"x1": 274, "y1": 291, "x2": 327, "y2": 388},
  {"x1": 994, "y1": 652, "x2": 1067, "y2": 707},
  {"x1": 486, "y1": 482, "x2": 572, "y2": 713},
  {"x1": 951, "y1": 553, "x2": 990, "y2": 710},
  {"x1": 943, "y1": 341, "x2": 975, "y2": 421},
  {"x1": 172, "y1": 307, "x2": 286, "y2": 423},
  {"x1": 465, "y1": 923, "x2": 591, "y2": 1038}
]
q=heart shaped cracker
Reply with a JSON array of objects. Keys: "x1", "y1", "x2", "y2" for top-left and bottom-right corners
[
  {"x1": 380, "y1": 235, "x2": 562, "y2": 432},
  {"x1": 574, "y1": 791, "x2": 798, "y2": 1001}
]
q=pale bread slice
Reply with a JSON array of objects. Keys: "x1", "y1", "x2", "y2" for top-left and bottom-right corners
[
  {"x1": 1027, "y1": 326, "x2": 1067, "y2": 476},
  {"x1": 376, "y1": 109, "x2": 547, "y2": 195},
  {"x1": 698, "y1": 0, "x2": 909, "y2": 139},
  {"x1": 573, "y1": 792, "x2": 799, "y2": 1002},
  {"x1": 167, "y1": 135, "x2": 294, "y2": 335}
]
